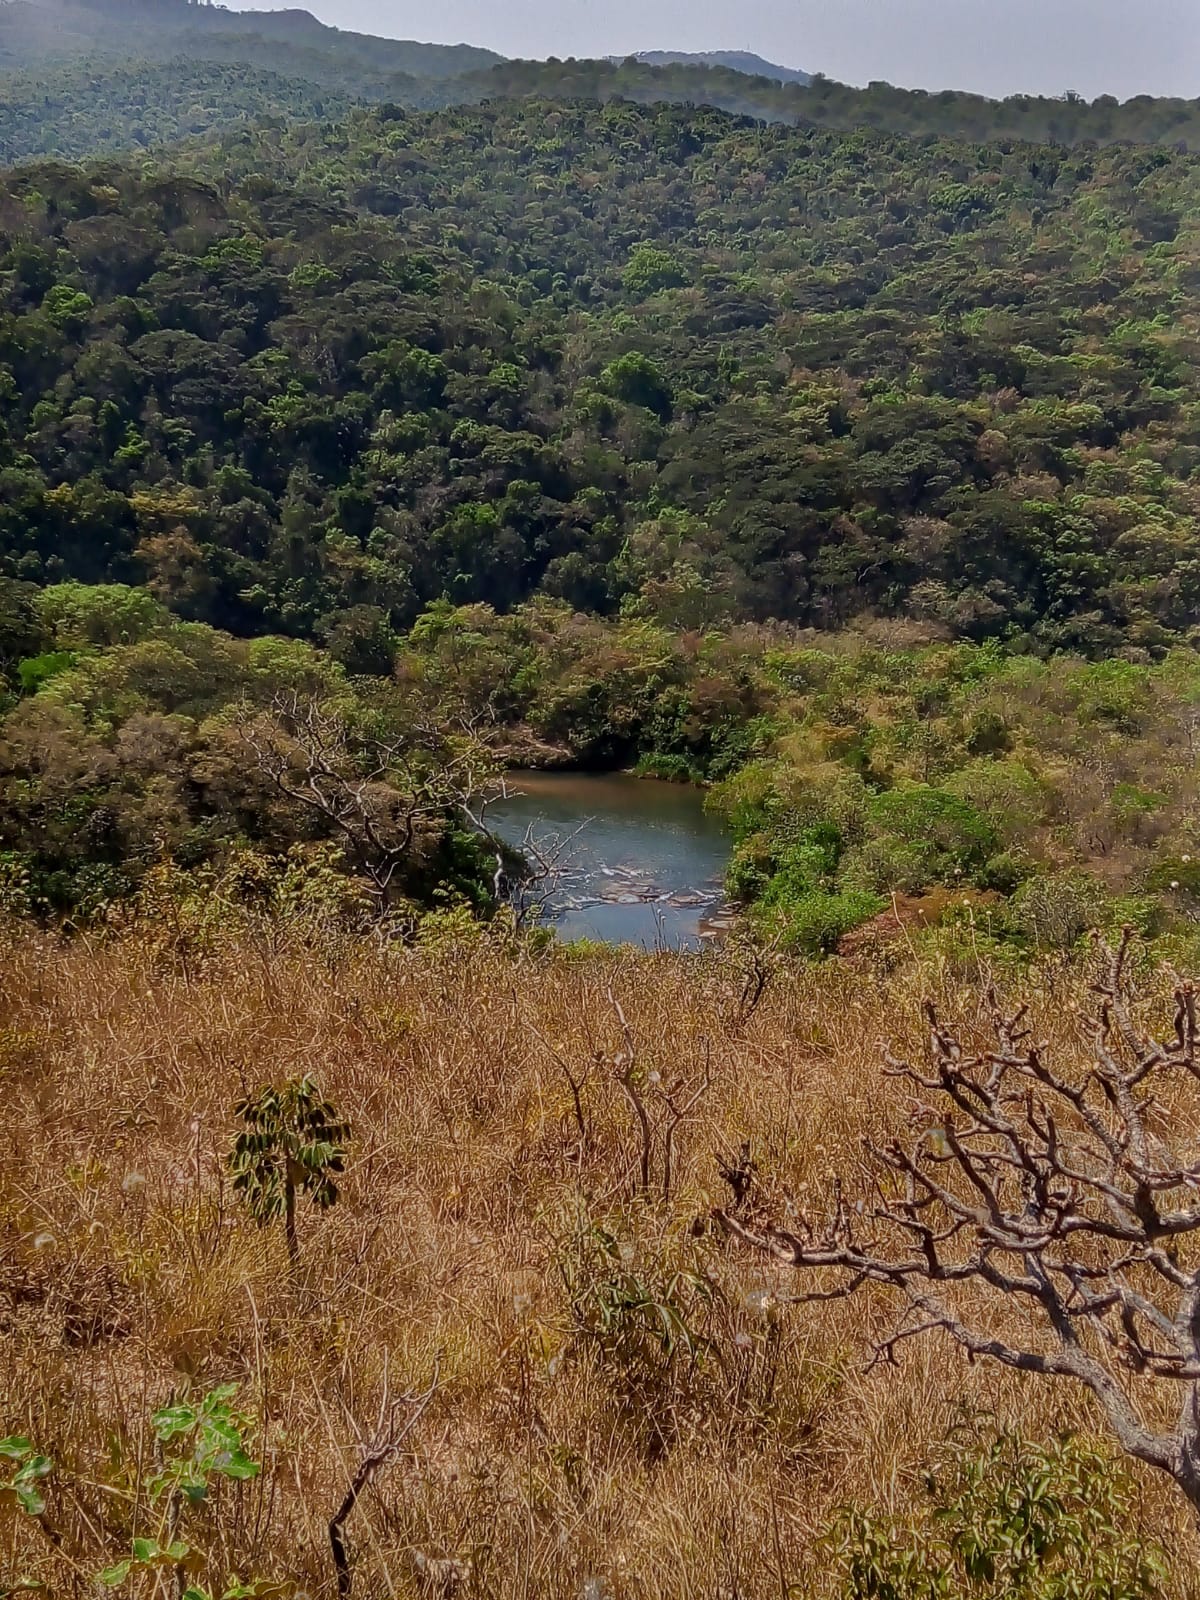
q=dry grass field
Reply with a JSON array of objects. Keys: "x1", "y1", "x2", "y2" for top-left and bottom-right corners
[{"x1": 3, "y1": 918, "x2": 1199, "y2": 1597}]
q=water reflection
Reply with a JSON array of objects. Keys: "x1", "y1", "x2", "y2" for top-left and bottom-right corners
[{"x1": 485, "y1": 771, "x2": 733, "y2": 950}]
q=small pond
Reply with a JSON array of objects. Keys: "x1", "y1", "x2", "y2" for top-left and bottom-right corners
[{"x1": 485, "y1": 771, "x2": 733, "y2": 950}]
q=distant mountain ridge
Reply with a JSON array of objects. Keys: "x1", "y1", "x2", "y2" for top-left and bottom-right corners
[
  {"x1": 3, "y1": 0, "x2": 1199, "y2": 165},
  {"x1": 0, "y1": 0, "x2": 501, "y2": 77},
  {"x1": 617, "y1": 50, "x2": 811, "y2": 86}
]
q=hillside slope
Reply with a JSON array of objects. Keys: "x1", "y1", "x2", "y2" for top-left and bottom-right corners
[
  {"x1": 4, "y1": 2, "x2": 1200, "y2": 162},
  {"x1": 0, "y1": 59, "x2": 363, "y2": 160},
  {"x1": 0, "y1": 0, "x2": 501, "y2": 76},
  {"x1": 478, "y1": 58, "x2": 1200, "y2": 150}
]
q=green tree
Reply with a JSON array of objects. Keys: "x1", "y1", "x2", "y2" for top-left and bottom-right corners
[{"x1": 228, "y1": 1077, "x2": 351, "y2": 1265}]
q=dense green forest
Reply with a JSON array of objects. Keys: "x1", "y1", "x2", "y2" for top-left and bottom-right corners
[
  {"x1": 2, "y1": 101, "x2": 1197, "y2": 643},
  {"x1": 0, "y1": 60, "x2": 361, "y2": 161},
  {"x1": 480, "y1": 58, "x2": 1200, "y2": 151},
  {"x1": 13, "y1": 54, "x2": 1200, "y2": 164}
]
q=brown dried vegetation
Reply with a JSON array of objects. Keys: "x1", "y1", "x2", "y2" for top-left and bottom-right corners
[{"x1": 2, "y1": 923, "x2": 1199, "y2": 1595}]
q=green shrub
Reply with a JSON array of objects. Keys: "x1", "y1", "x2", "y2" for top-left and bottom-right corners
[
  {"x1": 600, "y1": 351, "x2": 674, "y2": 419},
  {"x1": 978, "y1": 851, "x2": 1028, "y2": 894},
  {"x1": 864, "y1": 786, "x2": 997, "y2": 884},
  {"x1": 944, "y1": 760, "x2": 1048, "y2": 842},
  {"x1": 1010, "y1": 871, "x2": 1107, "y2": 951},
  {"x1": 622, "y1": 242, "x2": 687, "y2": 297},
  {"x1": 1145, "y1": 854, "x2": 1200, "y2": 903},
  {"x1": 753, "y1": 886, "x2": 883, "y2": 956},
  {"x1": 827, "y1": 1426, "x2": 1164, "y2": 1600},
  {"x1": 17, "y1": 650, "x2": 75, "y2": 693},
  {"x1": 633, "y1": 751, "x2": 699, "y2": 783}
]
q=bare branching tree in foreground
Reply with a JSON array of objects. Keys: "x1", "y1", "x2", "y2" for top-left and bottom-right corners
[{"x1": 718, "y1": 932, "x2": 1200, "y2": 1512}]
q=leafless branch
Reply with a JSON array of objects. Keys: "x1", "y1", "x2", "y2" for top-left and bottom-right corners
[
  {"x1": 716, "y1": 932, "x2": 1200, "y2": 1513},
  {"x1": 238, "y1": 691, "x2": 504, "y2": 909},
  {"x1": 329, "y1": 1358, "x2": 441, "y2": 1596},
  {"x1": 605, "y1": 988, "x2": 710, "y2": 1202}
]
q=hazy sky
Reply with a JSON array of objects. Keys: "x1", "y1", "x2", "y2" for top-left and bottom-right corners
[{"x1": 238, "y1": 0, "x2": 1199, "y2": 100}]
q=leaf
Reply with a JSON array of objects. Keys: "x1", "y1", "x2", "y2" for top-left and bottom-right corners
[
  {"x1": 199, "y1": 1417, "x2": 241, "y2": 1450},
  {"x1": 202, "y1": 1383, "x2": 241, "y2": 1409},
  {"x1": 153, "y1": 1402, "x2": 198, "y2": 1441},
  {"x1": 13, "y1": 1484, "x2": 46, "y2": 1516},
  {"x1": 99, "y1": 1561, "x2": 134, "y2": 1587},
  {"x1": 131, "y1": 1537, "x2": 160, "y2": 1563},
  {"x1": 213, "y1": 1449, "x2": 260, "y2": 1482},
  {"x1": 16, "y1": 1455, "x2": 53, "y2": 1483},
  {"x1": 0, "y1": 1436, "x2": 33, "y2": 1461}
]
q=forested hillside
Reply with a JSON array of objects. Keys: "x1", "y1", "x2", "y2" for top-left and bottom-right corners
[
  {"x1": 2, "y1": 101, "x2": 1196, "y2": 645},
  {"x1": 3, "y1": 0, "x2": 1200, "y2": 163},
  {"x1": 481, "y1": 58, "x2": 1200, "y2": 150},
  {"x1": 0, "y1": 0, "x2": 500, "y2": 78},
  {"x1": 618, "y1": 50, "x2": 813, "y2": 86},
  {"x1": 0, "y1": 60, "x2": 360, "y2": 161},
  {"x1": 0, "y1": 0, "x2": 499, "y2": 157}
]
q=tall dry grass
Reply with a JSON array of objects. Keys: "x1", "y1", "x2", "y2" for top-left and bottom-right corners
[{"x1": 2, "y1": 921, "x2": 1198, "y2": 1597}]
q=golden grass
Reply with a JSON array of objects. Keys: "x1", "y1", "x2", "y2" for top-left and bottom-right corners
[{"x1": 2, "y1": 923, "x2": 1198, "y2": 1597}]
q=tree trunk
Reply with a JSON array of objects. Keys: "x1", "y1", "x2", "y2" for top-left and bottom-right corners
[
  {"x1": 1176, "y1": 1382, "x2": 1200, "y2": 1514},
  {"x1": 284, "y1": 1175, "x2": 298, "y2": 1267}
]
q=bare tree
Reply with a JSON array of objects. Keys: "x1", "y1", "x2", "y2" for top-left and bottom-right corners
[
  {"x1": 240, "y1": 692, "x2": 581, "y2": 921},
  {"x1": 502, "y1": 815, "x2": 592, "y2": 928},
  {"x1": 717, "y1": 932, "x2": 1200, "y2": 1513},
  {"x1": 607, "y1": 987, "x2": 711, "y2": 1203},
  {"x1": 239, "y1": 691, "x2": 502, "y2": 907}
]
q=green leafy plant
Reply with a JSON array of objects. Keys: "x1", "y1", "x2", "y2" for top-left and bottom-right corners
[
  {"x1": 826, "y1": 1427, "x2": 1164, "y2": 1600},
  {"x1": 228, "y1": 1076, "x2": 351, "y2": 1264},
  {"x1": 0, "y1": 1436, "x2": 53, "y2": 1517},
  {"x1": 99, "y1": 1386, "x2": 261, "y2": 1590},
  {"x1": 561, "y1": 1220, "x2": 714, "y2": 1372},
  {"x1": 148, "y1": 1384, "x2": 261, "y2": 1504}
]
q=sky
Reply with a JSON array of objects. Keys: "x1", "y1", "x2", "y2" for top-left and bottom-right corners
[{"x1": 235, "y1": 0, "x2": 1200, "y2": 101}]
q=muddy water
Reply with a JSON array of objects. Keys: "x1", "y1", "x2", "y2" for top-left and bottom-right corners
[{"x1": 486, "y1": 771, "x2": 733, "y2": 950}]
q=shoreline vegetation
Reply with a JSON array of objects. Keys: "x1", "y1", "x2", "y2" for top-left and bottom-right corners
[{"x1": 7, "y1": 587, "x2": 1200, "y2": 962}]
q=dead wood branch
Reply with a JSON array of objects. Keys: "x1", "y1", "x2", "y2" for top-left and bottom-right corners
[
  {"x1": 716, "y1": 930, "x2": 1200, "y2": 1513},
  {"x1": 329, "y1": 1360, "x2": 441, "y2": 1596}
]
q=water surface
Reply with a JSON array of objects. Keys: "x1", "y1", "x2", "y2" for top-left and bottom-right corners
[{"x1": 485, "y1": 771, "x2": 731, "y2": 949}]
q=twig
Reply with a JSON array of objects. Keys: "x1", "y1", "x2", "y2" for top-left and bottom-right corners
[{"x1": 329, "y1": 1358, "x2": 441, "y2": 1597}]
